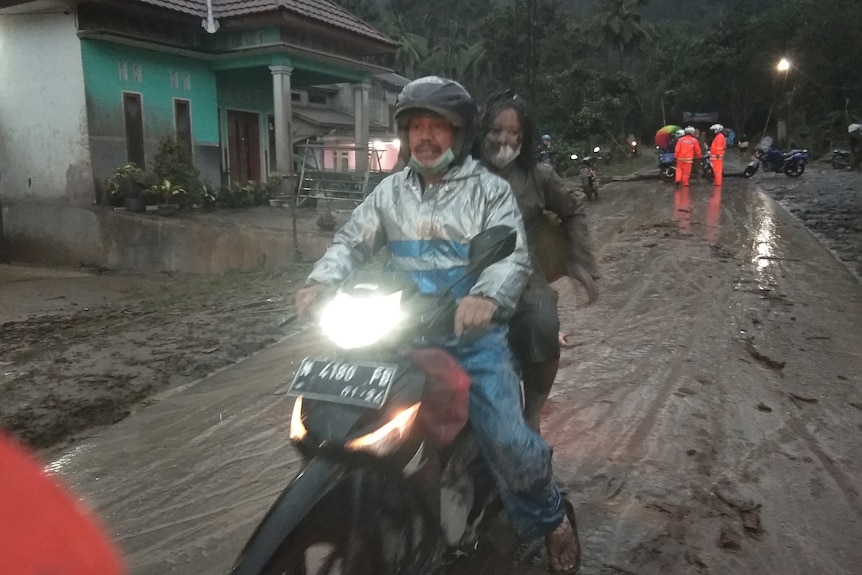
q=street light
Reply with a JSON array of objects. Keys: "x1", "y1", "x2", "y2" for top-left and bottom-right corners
[{"x1": 762, "y1": 58, "x2": 792, "y2": 139}]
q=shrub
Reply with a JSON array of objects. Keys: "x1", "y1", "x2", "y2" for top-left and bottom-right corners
[{"x1": 152, "y1": 136, "x2": 201, "y2": 205}]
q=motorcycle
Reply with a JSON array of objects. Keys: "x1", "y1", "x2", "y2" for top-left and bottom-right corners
[
  {"x1": 743, "y1": 136, "x2": 808, "y2": 178},
  {"x1": 829, "y1": 148, "x2": 851, "y2": 170},
  {"x1": 231, "y1": 226, "x2": 558, "y2": 575},
  {"x1": 658, "y1": 151, "x2": 676, "y2": 182},
  {"x1": 658, "y1": 151, "x2": 714, "y2": 183},
  {"x1": 701, "y1": 151, "x2": 715, "y2": 182}
]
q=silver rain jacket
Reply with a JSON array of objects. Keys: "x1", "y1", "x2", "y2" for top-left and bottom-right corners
[{"x1": 307, "y1": 157, "x2": 531, "y2": 312}]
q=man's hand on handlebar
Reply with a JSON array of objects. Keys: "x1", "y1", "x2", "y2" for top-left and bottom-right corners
[
  {"x1": 454, "y1": 295, "x2": 498, "y2": 337},
  {"x1": 295, "y1": 283, "x2": 327, "y2": 317}
]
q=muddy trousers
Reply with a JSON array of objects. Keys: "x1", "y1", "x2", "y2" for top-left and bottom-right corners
[
  {"x1": 676, "y1": 160, "x2": 694, "y2": 185},
  {"x1": 427, "y1": 326, "x2": 565, "y2": 540},
  {"x1": 712, "y1": 158, "x2": 723, "y2": 185},
  {"x1": 522, "y1": 361, "x2": 560, "y2": 433},
  {"x1": 509, "y1": 275, "x2": 562, "y2": 434}
]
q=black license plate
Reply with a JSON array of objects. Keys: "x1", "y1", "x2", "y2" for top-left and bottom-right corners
[{"x1": 287, "y1": 358, "x2": 398, "y2": 409}]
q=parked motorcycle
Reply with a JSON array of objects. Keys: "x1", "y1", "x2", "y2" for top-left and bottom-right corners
[
  {"x1": 658, "y1": 151, "x2": 714, "y2": 183},
  {"x1": 701, "y1": 151, "x2": 715, "y2": 182},
  {"x1": 231, "y1": 227, "x2": 556, "y2": 575},
  {"x1": 829, "y1": 148, "x2": 851, "y2": 170},
  {"x1": 743, "y1": 136, "x2": 808, "y2": 178},
  {"x1": 658, "y1": 151, "x2": 676, "y2": 182}
]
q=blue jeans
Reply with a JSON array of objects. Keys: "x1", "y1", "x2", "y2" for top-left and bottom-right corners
[{"x1": 423, "y1": 325, "x2": 564, "y2": 540}]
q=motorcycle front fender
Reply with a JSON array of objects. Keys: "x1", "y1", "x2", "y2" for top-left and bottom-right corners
[{"x1": 231, "y1": 457, "x2": 346, "y2": 575}]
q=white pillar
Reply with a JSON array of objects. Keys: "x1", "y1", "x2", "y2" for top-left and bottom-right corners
[
  {"x1": 353, "y1": 83, "x2": 371, "y2": 173},
  {"x1": 269, "y1": 65, "x2": 294, "y2": 185},
  {"x1": 270, "y1": 64, "x2": 302, "y2": 261}
]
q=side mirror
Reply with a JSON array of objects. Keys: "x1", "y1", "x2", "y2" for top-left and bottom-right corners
[{"x1": 466, "y1": 225, "x2": 516, "y2": 274}]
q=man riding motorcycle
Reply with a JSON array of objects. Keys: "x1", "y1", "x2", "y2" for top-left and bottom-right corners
[
  {"x1": 538, "y1": 133, "x2": 553, "y2": 165},
  {"x1": 295, "y1": 76, "x2": 580, "y2": 573}
]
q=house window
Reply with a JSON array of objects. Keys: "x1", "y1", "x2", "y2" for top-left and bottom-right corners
[
  {"x1": 118, "y1": 62, "x2": 128, "y2": 81},
  {"x1": 307, "y1": 90, "x2": 327, "y2": 105},
  {"x1": 170, "y1": 71, "x2": 179, "y2": 89},
  {"x1": 183, "y1": 73, "x2": 191, "y2": 90},
  {"x1": 123, "y1": 92, "x2": 145, "y2": 168},
  {"x1": 174, "y1": 99, "x2": 192, "y2": 159},
  {"x1": 133, "y1": 64, "x2": 142, "y2": 83},
  {"x1": 291, "y1": 92, "x2": 301, "y2": 102}
]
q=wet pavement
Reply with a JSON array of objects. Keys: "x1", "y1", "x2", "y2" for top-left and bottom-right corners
[{"x1": 51, "y1": 174, "x2": 862, "y2": 574}]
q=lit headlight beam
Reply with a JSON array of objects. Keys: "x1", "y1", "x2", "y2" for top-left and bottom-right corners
[{"x1": 319, "y1": 291, "x2": 405, "y2": 349}]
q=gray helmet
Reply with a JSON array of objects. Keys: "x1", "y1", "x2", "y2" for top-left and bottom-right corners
[{"x1": 394, "y1": 76, "x2": 478, "y2": 165}]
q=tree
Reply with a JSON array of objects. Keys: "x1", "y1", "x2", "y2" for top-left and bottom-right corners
[{"x1": 587, "y1": 0, "x2": 654, "y2": 65}]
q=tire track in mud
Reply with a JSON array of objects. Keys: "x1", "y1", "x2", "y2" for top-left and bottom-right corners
[
  {"x1": 548, "y1": 244, "x2": 732, "y2": 464},
  {"x1": 546, "y1": 179, "x2": 862, "y2": 575},
  {"x1": 727, "y1": 187, "x2": 862, "y2": 516},
  {"x1": 546, "y1": 181, "x2": 804, "y2": 574},
  {"x1": 549, "y1": 184, "x2": 735, "y2": 452}
]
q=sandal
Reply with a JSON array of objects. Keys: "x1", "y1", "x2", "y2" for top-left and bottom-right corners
[{"x1": 545, "y1": 501, "x2": 581, "y2": 574}]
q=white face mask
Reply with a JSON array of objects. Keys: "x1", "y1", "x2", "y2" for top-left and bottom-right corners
[{"x1": 488, "y1": 144, "x2": 521, "y2": 169}]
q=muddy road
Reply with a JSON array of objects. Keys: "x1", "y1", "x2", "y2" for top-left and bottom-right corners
[{"x1": 42, "y1": 172, "x2": 862, "y2": 574}]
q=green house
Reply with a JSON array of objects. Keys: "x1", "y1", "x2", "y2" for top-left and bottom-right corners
[{"x1": 0, "y1": 0, "x2": 397, "y2": 202}]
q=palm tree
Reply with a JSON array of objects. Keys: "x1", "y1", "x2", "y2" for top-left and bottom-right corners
[
  {"x1": 588, "y1": 0, "x2": 654, "y2": 64},
  {"x1": 393, "y1": 32, "x2": 429, "y2": 78}
]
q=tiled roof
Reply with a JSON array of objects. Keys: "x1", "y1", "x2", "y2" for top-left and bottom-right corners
[
  {"x1": 135, "y1": 0, "x2": 396, "y2": 46},
  {"x1": 137, "y1": 0, "x2": 206, "y2": 17}
]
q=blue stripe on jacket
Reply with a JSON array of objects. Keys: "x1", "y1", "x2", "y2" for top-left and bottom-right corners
[
  {"x1": 389, "y1": 239, "x2": 470, "y2": 261},
  {"x1": 387, "y1": 239, "x2": 475, "y2": 297}
]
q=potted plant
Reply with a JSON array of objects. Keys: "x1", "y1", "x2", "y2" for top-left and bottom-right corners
[
  {"x1": 105, "y1": 163, "x2": 147, "y2": 213},
  {"x1": 150, "y1": 179, "x2": 186, "y2": 216},
  {"x1": 265, "y1": 172, "x2": 284, "y2": 206}
]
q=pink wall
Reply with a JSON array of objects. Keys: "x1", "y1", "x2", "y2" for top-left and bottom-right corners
[{"x1": 319, "y1": 139, "x2": 401, "y2": 172}]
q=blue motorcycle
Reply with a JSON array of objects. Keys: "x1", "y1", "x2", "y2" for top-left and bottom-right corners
[
  {"x1": 659, "y1": 151, "x2": 676, "y2": 182},
  {"x1": 743, "y1": 136, "x2": 808, "y2": 178}
]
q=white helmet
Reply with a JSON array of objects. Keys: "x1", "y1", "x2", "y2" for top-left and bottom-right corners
[
  {"x1": 684, "y1": 126, "x2": 696, "y2": 135},
  {"x1": 674, "y1": 129, "x2": 684, "y2": 137},
  {"x1": 710, "y1": 123, "x2": 724, "y2": 133}
]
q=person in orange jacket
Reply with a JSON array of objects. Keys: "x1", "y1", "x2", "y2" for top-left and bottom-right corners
[
  {"x1": 674, "y1": 126, "x2": 702, "y2": 186},
  {"x1": 709, "y1": 123, "x2": 727, "y2": 185},
  {"x1": 0, "y1": 433, "x2": 126, "y2": 575}
]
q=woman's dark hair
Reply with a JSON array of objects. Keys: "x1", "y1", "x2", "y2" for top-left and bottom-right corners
[{"x1": 474, "y1": 89, "x2": 539, "y2": 170}]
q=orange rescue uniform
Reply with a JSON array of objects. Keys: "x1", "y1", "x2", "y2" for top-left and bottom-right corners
[
  {"x1": 709, "y1": 132, "x2": 726, "y2": 185},
  {"x1": 674, "y1": 135, "x2": 703, "y2": 186}
]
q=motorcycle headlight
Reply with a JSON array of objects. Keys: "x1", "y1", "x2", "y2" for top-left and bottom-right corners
[
  {"x1": 319, "y1": 290, "x2": 405, "y2": 349},
  {"x1": 346, "y1": 402, "x2": 421, "y2": 456}
]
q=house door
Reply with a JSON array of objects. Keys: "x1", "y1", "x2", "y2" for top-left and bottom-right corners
[{"x1": 227, "y1": 110, "x2": 261, "y2": 183}]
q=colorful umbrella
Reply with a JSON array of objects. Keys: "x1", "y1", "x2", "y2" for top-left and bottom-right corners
[{"x1": 654, "y1": 125, "x2": 682, "y2": 150}]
